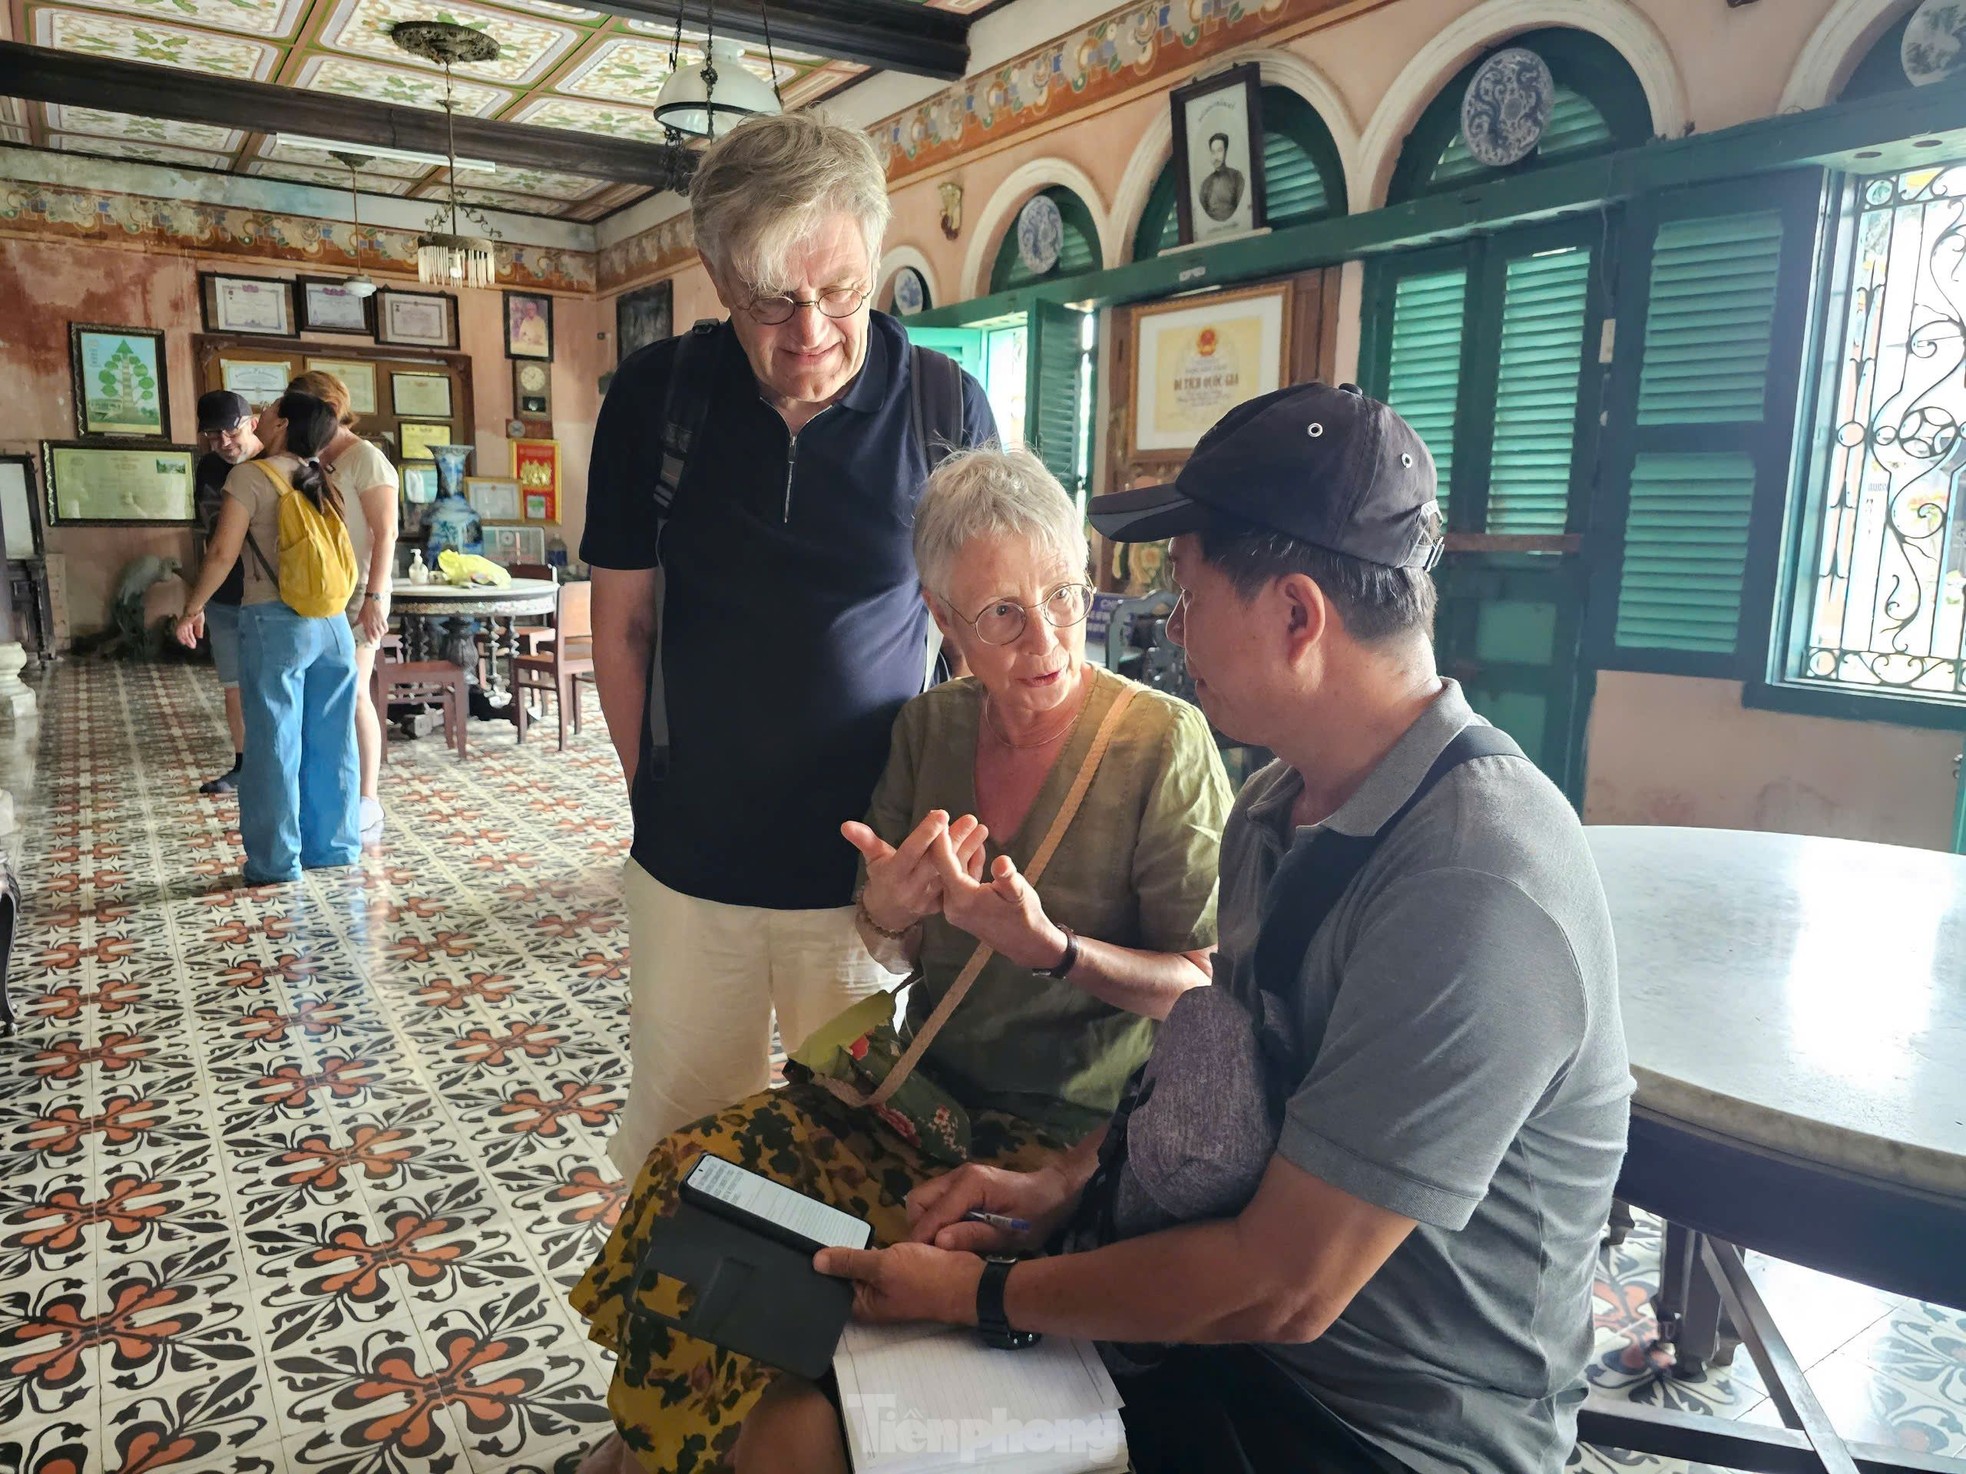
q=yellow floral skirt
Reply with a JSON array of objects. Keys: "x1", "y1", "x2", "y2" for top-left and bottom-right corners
[{"x1": 569, "y1": 1080, "x2": 1068, "y2": 1474}]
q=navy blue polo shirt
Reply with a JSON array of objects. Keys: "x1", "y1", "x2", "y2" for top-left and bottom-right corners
[{"x1": 582, "y1": 311, "x2": 996, "y2": 910}]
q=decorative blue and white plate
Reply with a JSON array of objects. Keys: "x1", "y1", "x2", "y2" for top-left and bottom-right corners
[
  {"x1": 892, "y1": 266, "x2": 927, "y2": 316},
  {"x1": 1016, "y1": 193, "x2": 1064, "y2": 276},
  {"x1": 1459, "y1": 47, "x2": 1555, "y2": 168},
  {"x1": 1903, "y1": 0, "x2": 1966, "y2": 86}
]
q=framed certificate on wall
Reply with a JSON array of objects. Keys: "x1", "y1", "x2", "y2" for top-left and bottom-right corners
[{"x1": 41, "y1": 441, "x2": 198, "y2": 525}]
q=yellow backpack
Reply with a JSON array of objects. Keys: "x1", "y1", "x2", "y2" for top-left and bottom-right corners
[{"x1": 245, "y1": 461, "x2": 358, "y2": 618}]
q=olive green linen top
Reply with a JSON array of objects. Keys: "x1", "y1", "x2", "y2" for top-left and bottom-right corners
[{"x1": 863, "y1": 665, "x2": 1234, "y2": 1136}]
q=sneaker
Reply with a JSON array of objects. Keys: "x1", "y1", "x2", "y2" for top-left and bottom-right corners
[
  {"x1": 199, "y1": 763, "x2": 241, "y2": 795},
  {"x1": 359, "y1": 796, "x2": 385, "y2": 846}
]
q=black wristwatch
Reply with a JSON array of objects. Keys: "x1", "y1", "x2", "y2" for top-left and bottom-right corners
[
  {"x1": 976, "y1": 1256, "x2": 1040, "y2": 1350},
  {"x1": 1041, "y1": 926, "x2": 1080, "y2": 981}
]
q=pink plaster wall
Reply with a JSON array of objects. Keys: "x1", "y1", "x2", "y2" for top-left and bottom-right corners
[
  {"x1": 1584, "y1": 672, "x2": 1962, "y2": 851},
  {"x1": 0, "y1": 235, "x2": 600, "y2": 632}
]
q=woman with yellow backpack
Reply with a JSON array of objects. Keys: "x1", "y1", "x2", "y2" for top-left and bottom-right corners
[{"x1": 174, "y1": 391, "x2": 362, "y2": 885}]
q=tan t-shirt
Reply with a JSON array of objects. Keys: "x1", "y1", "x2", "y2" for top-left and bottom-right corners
[
  {"x1": 225, "y1": 456, "x2": 304, "y2": 607},
  {"x1": 865, "y1": 665, "x2": 1234, "y2": 1135},
  {"x1": 327, "y1": 437, "x2": 398, "y2": 615}
]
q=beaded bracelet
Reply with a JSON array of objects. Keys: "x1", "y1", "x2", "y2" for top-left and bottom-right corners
[{"x1": 855, "y1": 891, "x2": 917, "y2": 941}]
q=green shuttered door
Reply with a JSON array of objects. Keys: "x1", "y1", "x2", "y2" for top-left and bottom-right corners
[
  {"x1": 1383, "y1": 269, "x2": 1466, "y2": 512},
  {"x1": 1488, "y1": 249, "x2": 1592, "y2": 535}
]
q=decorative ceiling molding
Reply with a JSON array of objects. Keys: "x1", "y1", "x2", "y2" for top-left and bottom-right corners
[
  {"x1": 869, "y1": 0, "x2": 1363, "y2": 186},
  {"x1": 0, "y1": 173, "x2": 597, "y2": 289}
]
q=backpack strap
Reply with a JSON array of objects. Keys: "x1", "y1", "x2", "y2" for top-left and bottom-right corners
[
  {"x1": 908, "y1": 344, "x2": 966, "y2": 474},
  {"x1": 644, "y1": 318, "x2": 723, "y2": 779},
  {"x1": 1251, "y1": 722, "x2": 1528, "y2": 1009},
  {"x1": 241, "y1": 460, "x2": 298, "y2": 586},
  {"x1": 654, "y1": 318, "x2": 724, "y2": 544}
]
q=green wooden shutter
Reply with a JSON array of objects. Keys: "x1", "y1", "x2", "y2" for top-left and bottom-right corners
[
  {"x1": 1381, "y1": 267, "x2": 1467, "y2": 514},
  {"x1": 1597, "y1": 195, "x2": 1806, "y2": 669},
  {"x1": 1615, "y1": 452, "x2": 1756, "y2": 652},
  {"x1": 1637, "y1": 212, "x2": 1784, "y2": 425},
  {"x1": 1027, "y1": 302, "x2": 1088, "y2": 495},
  {"x1": 1487, "y1": 248, "x2": 1592, "y2": 535}
]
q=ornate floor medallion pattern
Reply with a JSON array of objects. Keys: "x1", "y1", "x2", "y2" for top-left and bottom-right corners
[{"x1": 0, "y1": 663, "x2": 1960, "y2": 1473}]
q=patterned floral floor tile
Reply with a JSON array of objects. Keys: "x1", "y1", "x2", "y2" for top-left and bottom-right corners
[{"x1": 6, "y1": 663, "x2": 1965, "y2": 1473}]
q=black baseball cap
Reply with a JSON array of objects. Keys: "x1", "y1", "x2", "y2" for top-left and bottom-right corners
[
  {"x1": 197, "y1": 390, "x2": 253, "y2": 434},
  {"x1": 1088, "y1": 382, "x2": 1443, "y2": 569}
]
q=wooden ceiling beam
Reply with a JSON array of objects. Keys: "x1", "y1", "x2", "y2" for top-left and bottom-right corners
[
  {"x1": 0, "y1": 41, "x2": 698, "y2": 190},
  {"x1": 580, "y1": 0, "x2": 969, "y2": 80}
]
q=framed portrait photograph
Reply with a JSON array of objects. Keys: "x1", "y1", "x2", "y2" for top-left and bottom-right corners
[
  {"x1": 398, "y1": 422, "x2": 453, "y2": 462},
  {"x1": 303, "y1": 359, "x2": 379, "y2": 417},
  {"x1": 1130, "y1": 283, "x2": 1292, "y2": 455},
  {"x1": 220, "y1": 358, "x2": 293, "y2": 401},
  {"x1": 513, "y1": 438, "x2": 560, "y2": 521},
  {"x1": 504, "y1": 290, "x2": 554, "y2": 361},
  {"x1": 201, "y1": 272, "x2": 296, "y2": 336},
  {"x1": 70, "y1": 324, "x2": 169, "y2": 439},
  {"x1": 0, "y1": 454, "x2": 45, "y2": 559},
  {"x1": 615, "y1": 280, "x2": 673, "y2": 362},
  {"x1": 41, "y1": 440, "x2": 197, "y2": 526},
  {"x1": 391, "y1": 373, "x2": 453, "y2": 420},
  {"x1": 297, "y1": 276, "x2": 376, "y2": 336},
  {"x1": 376, "y1": 290, "x2": 459, "y2": 350},
  {"x1": 1170, "y1": 62, "x2": 1267, "y2": 247},
  {"x1": 465, "y1": 476, "x2": 522, "y2": 522}
]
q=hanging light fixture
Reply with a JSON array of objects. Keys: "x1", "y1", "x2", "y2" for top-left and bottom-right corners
[
  {"x1": 328, "y1": 150, "x2": 379, "y2": 299},
  {"x1": 652, "y1": 0, "x2": 782, "y2": 140},
  {"x1": 389, "y1": 19, "x2": 502, "y2": 289}
]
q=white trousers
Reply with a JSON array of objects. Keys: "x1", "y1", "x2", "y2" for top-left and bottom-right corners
[{"x1": 606, "y1": 860, "x2": 891, "y2": 1177}]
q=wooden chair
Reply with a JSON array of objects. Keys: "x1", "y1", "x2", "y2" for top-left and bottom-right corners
[
  {"x1": 478, "y1": 563, "x2": 559, "y2": 674},
  {"x1": 513, "y1": 580, "x2": 594, "y2": 751},
  {"x1": 372, "y1": 642, "x2": 468, "y2": 762}
]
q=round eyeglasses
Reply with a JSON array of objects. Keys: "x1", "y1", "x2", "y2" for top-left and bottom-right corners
[
  {"x1": 945, "y1": 582, "x2": 1095, "y2": 646},
  {"x1": 744, "y1": 285, "x2": 870, "y2": 326}
]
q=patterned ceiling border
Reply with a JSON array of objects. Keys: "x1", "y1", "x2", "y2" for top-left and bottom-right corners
[
  {"x1": 596, "y1": 209, "x2": 694, "y2": 294},
  {"x1": 0, "y1": 177, "x2": 596, "y2": 291},
  {"x1": 872, "y1": 0, "x2": 1360, "y2": 184}
]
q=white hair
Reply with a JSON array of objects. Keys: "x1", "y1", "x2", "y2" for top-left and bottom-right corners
[
  {"x1": 913, "y1": 447, "x2": 1090, "y2": 597},
  {"x1": 689, "y1": 113, "x2": 891, "y2": 293}
]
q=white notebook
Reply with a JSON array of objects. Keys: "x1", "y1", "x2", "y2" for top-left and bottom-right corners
[{"x1": 833, "y1": 1320, "x2": 1128, "y2": 1474}]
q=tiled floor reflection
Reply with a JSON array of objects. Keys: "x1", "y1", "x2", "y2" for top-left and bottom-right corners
[{"x1": 1, "y1": 662, "x2": 1961, "y2": 1474}]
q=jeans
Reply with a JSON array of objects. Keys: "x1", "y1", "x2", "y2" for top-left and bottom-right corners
[{"x1": 237, "y1": 601, "x2": 360, "y2": 884}]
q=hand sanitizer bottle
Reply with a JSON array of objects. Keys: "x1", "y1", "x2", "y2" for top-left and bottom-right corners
[{"x1": 408, "y1": 549, "x2": 431, "y2": 585}]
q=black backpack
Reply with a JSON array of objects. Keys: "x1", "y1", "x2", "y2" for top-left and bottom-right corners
[{"x1": 642, "y1": 319, "x2": 969, "y2": 772}]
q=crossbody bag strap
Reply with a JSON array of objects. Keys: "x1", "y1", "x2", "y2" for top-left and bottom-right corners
[{"x1": 841, "y1": 684, "x2": 1139, "y2": 1110}]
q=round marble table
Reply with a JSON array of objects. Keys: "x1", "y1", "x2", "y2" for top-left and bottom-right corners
[
  {"x1": 1590, "y1": 824, "x2": 1965, "y2": 1299},
  {"x1": 390, "y1": 576, "x2": 557, "y2": 701},
  {"x1": 1580, "y1": 827, "x2": 1966, "y2": 1472}
]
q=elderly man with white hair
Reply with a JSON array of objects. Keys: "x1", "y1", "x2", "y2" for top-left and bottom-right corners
[
  {"x1": 571, "y1": 445, "x2": 1232, "y2": 1473},
  {"x1": 584, "y1": 114, "x2": 998, "y2": 1177}
]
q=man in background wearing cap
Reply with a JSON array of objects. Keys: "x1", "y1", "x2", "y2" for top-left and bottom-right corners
[
  {"x1": 758, "y1": 384, "x2": 1632, "y2": 1474},
  {"x1": 190, "y1": 391, "x2": 261, "y2": 794}
]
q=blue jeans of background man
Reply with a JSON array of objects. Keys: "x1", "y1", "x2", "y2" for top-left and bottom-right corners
[{"x1": 237, "y1": 601, "x2": 360, "y2": 884}]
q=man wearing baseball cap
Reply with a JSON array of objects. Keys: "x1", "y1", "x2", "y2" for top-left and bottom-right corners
[
  {"x1": 768, "y1": 384, "x2": 1632, "y2": 1474},
  {"x1": 191, "y1": 391, "x2": 261, "y2": 794}
]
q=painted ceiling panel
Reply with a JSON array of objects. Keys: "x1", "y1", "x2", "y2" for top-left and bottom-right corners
[
  {"x1": 34, "y1": 8, "x2": 282, "y2": 78},
  {"x1": 46, "y1": 106, "x2": 242, "y2": 151},
  {"x1": 51, "y1": 132, "x2": 232, "y2": 168},
  {"x1": 10, "y1": 0, "x2": 987, "y2": 220},
  {"x1": 37, "y1": 0, "x2": 312, "y2": 38},
  {"x1": 316, "y1": 0, "x2": 584, "y2": 85},
  {"x1": 295, "y1": 53, "x2": 516, "y2": 113},
  {"x1": 245, "y1": 158, "x2": 416, "y2": 192}
]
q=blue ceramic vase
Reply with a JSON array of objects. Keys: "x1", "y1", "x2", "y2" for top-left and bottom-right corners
[{"x1": 425, "y1": 444, "x2": 483, "y2": 558}]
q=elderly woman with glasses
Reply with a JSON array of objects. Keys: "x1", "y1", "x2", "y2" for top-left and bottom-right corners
[{"x1": 571, "y1": 447, "x2": 1234, "y2": 1474}]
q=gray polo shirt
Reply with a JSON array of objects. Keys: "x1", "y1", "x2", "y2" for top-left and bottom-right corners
[{"x1": 1215, "y1": 681, "x2": 1631, "y2": 1474}]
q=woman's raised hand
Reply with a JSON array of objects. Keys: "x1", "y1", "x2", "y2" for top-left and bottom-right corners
[
  {"x1": 928, "y1": 829, "x2": 1068, "y2": 972},
  {"x1": 841, "y1": 810, "x2": 990, "y2": 934}
]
